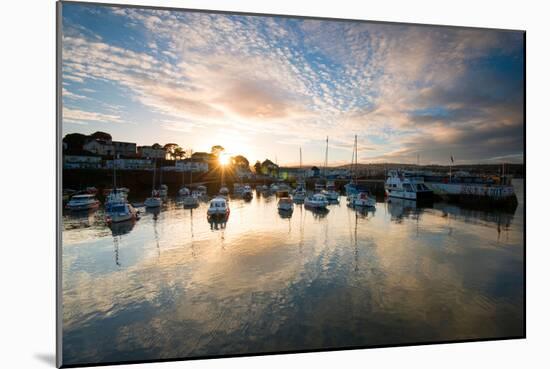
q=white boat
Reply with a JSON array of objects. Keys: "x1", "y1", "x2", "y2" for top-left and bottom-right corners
[
  {"x1": 159, "y1": 184, "x2": 168, "y2": 197},
  {"x1": 207, "y1": 196, "x2": 230, "y2": 216},
  {"x1": 144, "y1": 191, "x2": 162, "y2": 208},
  {"x1": 322, "y1": 180, "x2": 339, "y2": 201},
  {"x1": 314, "y1": 180, "x2": 325, "y2": 193},
  {"x1": 182, "y1": 193, "x2": 199, "y2": 208},
  {"x1": 219, "y1": 186, "x2": 229, "y2": 196},
  {"x1": 270, "y1": 183, "x2": 279, "y2": 192},
  {"x1": 66, "y1": 194, "x2": 100, "y2": 211},
  {"x1": 349, "y1": 191, "x2": 376, "y2": 208},
  {"x1": 385, "y1": 170, "x2": 433, "y2": 201},
  {"x1": 178, "y1": 187, "x2": 190, "y2": 197},
  {"x1": 293, "y1": 188, "x2": 306, "y2": 202},
  {"x1": 105, "y1": 202, "x2": 138, "y2": 224},
  {"x1": 242, "y1": 185, "x2": 253, "y2": 199},
  {"x1": 277, "y1": 197, "x2": 294, "y2": 212},
  {"x1": 304, "y1": 193, "x2": 329, "y2": 209},
  {"x1": 275, "y1": 183, "x2": 290, "y2": 196}
]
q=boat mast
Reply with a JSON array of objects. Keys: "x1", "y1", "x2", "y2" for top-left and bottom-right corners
[
  {"x1": 324, "y1": 136, "x2": 329, "y2": 178},
  {"x1": 113, "y1": 149, "x2": 117, "y2": 190},
  {"x1": 152, "y1": 157, "x2": 157, "y2": 193},
  {"x1": 353, "y1": 135, "x2": 358, "y2": 184},
  {"x1": 189, "y1": 149, "x2": 193, "y2": 188}
]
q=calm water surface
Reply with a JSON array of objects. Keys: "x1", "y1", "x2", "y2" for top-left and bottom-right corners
[{"x1": 62, "y1": 180, "x2": 524, "y2": 365}]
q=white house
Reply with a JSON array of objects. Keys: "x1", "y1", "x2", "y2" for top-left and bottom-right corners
[
  {"x1": 83, "y1": 139, "x2": 114, "y2": 156},
  {"x1": 64, "y1": 154, "x2": 102, "y2": 169},
  {"x1": 175, "y1": 159, "x2": 209, "y2": 172},
  {"x1": 138, "y1": 145, "x2": 166, "y2": 159},
  {"x1": 105, "y1": 158, "x2": 153, "y2": 170}
]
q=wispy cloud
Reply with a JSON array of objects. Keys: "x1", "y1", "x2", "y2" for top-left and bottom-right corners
[{"x1": 61, "y1": 4, "x2": 524, "y2": 164}]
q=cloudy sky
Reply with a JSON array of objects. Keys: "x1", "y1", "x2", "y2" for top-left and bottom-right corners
[{"x1": 61, "y1": 3, "x2": 524, "y2": 166}]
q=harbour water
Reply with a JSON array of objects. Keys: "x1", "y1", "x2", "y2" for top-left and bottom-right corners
[{"x1": 61, "y1": 180, "x2": 524, "y2": 365}]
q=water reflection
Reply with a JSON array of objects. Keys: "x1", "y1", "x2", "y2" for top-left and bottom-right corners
[{"x1": 62, "y1": 180, "x2": 524, "y2": 366}]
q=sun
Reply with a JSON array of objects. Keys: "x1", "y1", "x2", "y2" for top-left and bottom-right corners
[{"x1": 219, "y1": 153, "x2": 230, "y2": 166}]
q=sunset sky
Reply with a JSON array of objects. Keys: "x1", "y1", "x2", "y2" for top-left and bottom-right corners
[{"x1": 61, "y1": 3, "x2": 524, "y2": 166}]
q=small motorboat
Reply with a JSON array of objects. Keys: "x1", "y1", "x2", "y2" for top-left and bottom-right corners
[
  {"x1": 144, "y1": 190, "x2": 162, "y2": 208},
  {"x1": 323, "y1": 180, "x2": 339, "y2": 201},
  {"x1": 178, "y1": 186, "x2": 190, "y2": 197},
  {"x1": 278, "y1": 197, "x2": 294, "y2": 212},
  {"x1": 219, "y1": 186, "x2": 229, "y2": 196},
  {"x1": 159, "y1": 184, "x2": 168, "y2": 197},
  {"x1": 182, "y1": 193, "x2": 199, "y2": 208},
  {"x1": 304, "y1": 193, "x2": 329, "y2": 209},
  {"x1": 348, "y1": 191, "x2": 376, "y2": 208},
  {"x1": 242, "y1": 185, "x2": 253, "y2": 200},
  {"x1": 65, "y1": 194, "x2": 100, "y2": 211},
  {"x1": 105, "y1": 202, "x2": 139, "y2": 224},
  {"x1": 207, "y1": 196, "x2": 230, "y2": 216}
]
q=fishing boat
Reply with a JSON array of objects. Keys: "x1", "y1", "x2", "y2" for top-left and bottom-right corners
[
  {"x1": 304, "y1": 193, "x2": 329, "y2": 209},
  {"x1": 278, "y1": 197, "x2": 294, "y2": 212},
  {"x1": 145, "y1": 159, "x2": 162, "y2": 208},
  {"x1": 207, "y1": 196, "x2": 230, "y2": 216},
  {"x1": 385, "y1": 170, "x2": 433, "y2": 201},
  {"x1": 105, "y1": 202, "x2": 139, "y2": 224},
  {"x1": 65, "y1": 194, "x2": 100, "y2": 211}
]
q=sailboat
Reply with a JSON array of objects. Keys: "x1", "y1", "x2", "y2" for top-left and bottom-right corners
[
  {"x1": 182, "y1": 155, "x2": 199, "y2": 208},
  {"x1": 346, "y1": 135, "x2": 376, "y2": 208},
  {"x1": 293, "y1": 147, "x2": 306, "y2": 203},
  {"x1": 105, "y1": 152, "x2": 139, "y2": 223},
  {"x1": 144, "y1": 158, "x2": 162, "y2": 208},
  {"x1": 322, "y1": 137, "x2": 339, "y2": 201}
]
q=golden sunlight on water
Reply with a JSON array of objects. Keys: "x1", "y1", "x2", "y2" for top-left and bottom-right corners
[{"x1": 61, "y1": 180, "x2": 524, "y2": 365}]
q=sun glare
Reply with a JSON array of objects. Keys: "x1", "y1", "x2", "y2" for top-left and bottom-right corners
[{"x1": 219, "y1": 153, "x2": 230, "y2": 166}]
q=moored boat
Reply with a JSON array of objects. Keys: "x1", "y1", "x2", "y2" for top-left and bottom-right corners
[
  {"x1": 65, "y1": 194, "x2": 100, "y2": 211},
  {"x1": 277, "y1": 197, "x2": 294, "y2": 212},
  {"x1": 105, "y1": 202, "x2": 139, "y2": 224},
  {"x1": 207, "y1": 196, "x2": 230, "y2": 216},
  {"x1": 385, "y1": 170, "x2": 433, "y2": 201},
  {"x1": 305, "y1": 193, "x2": 329, "y2": 209}
]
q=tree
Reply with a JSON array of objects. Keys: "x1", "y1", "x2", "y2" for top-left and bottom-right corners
[
  {"x1": 163, "y1": 143, "x2": 181, "y2": 160},
  {"x1": 63, "y1": 133, "x2": 88, "y2": 151},
  {"x1": 231, "y1": 155, "x2": 250, "y2": 169},
  {"x1": 90, "y1": 131, "x2": 112, "y2": 142},
  {"x1": 210, "y1": 145, "x2": 225, "y2": 157},
  {"x1": 173, "y1": 147, "x2": 187, "y2": 160},
  {"x1": 152, "y1": 143, "x2": 162, "y2": 150},
  {"x1": 254, "y1": 160, "x2": 262, "y2": 174}
]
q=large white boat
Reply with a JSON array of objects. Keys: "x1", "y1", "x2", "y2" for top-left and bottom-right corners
[
  {"x1": 385, "y1": 170, "x2": 433, "y2": 201},
  {"x1": 207, "y1": 196, "x2": 230, "y2": 216},
  {"x1": 277, "y1": 197, "x2": 294, "y2": 212},
  {"x1": 305, "y1": 193, "x2": 329, "y2": 209},
  {"x1": 66, "y1": 194, "x2": 100, "y2": 211}
]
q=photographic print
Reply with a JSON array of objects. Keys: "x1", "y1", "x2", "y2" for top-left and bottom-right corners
[{"x1": 58, "y1": 1, "x2": 525, "y2": 367}]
